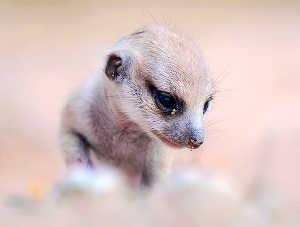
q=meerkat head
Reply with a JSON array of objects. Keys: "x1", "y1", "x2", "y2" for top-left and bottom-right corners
[{"x1": 103, "y1": 25, "x2": 214, "y2": 149}]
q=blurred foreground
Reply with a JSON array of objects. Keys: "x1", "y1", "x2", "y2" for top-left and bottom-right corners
[{"x1": 1, "y1": 166, "x2": 300, "y2": 227}]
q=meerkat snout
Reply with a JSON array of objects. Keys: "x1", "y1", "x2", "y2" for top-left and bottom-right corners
[
  {"x1": 185, "y1": 112, "x2": 206, "y2": 149},
  {"x1": 60, "y1": 25, "x2": 215, "y2": 187},
  {"x1": 187, "y1": 128, "x2": 205, "y2": 149}
]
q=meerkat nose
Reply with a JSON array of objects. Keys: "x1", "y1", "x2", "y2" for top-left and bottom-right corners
[{"x1": 187, "y1": 130, "x2": 205, "y2": 149}]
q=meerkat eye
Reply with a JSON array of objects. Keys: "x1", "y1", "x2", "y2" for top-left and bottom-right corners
[
  {"x1": 157, "y1": 91, "x2": 177, "y2": 111},
  {"x1": 203, "y1": 97, "x2": 213, "y2": 114},
  {"x1": 148, "y1": 82, "x2": 179, "y2": 115}
]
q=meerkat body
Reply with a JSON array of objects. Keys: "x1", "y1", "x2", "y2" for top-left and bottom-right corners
[{"x1": 60, "y1": 25, "x2": 214, "y2": 187}]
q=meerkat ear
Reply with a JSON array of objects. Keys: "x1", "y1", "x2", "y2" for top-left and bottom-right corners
[{"x1": 105, "y1": 51, "x2": 132, "y2": 82}]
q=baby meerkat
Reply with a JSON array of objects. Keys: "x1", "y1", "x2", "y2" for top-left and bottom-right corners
[{"x1": 59, "y1": 25, "x2": 214, "y2": 187}]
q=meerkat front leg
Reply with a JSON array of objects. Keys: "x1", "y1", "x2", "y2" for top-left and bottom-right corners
[{"x1": 59, "y1": 128, "x2": 93, "y2": 169}]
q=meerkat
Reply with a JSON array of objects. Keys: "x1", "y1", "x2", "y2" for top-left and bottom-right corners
[{"x1": 59, "y1": 25, "x2": 214, "y2": 187}]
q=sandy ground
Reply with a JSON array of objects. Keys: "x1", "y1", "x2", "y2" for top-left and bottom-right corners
[{"x1": 1, "y1": 0, "x2": 300, "y2": 223}]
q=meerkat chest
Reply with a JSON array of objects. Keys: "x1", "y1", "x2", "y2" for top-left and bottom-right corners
[{"x1": 91, "y1": 127, "x2": 152, "y2": 171}]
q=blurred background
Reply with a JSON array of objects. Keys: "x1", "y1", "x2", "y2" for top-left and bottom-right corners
[{"x1": 1, "y1": 0, "x2": 300, "y2": 217}]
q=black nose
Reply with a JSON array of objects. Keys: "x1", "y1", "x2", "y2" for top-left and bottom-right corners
[{"x1": 187, "y1": 132, "x2": 204, "y2": 149}]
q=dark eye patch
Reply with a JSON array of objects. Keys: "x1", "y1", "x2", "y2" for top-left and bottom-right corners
[
  {"x1": 147, "y1": 82, "x2": 183, "y2": 116},
  {"x1": 157, "y1": 92, "x2": 176, "y2": 110}
]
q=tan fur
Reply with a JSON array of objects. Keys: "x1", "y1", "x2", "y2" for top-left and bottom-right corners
[{"x1": 59, "y1": 25, "x2": 214, "y2": 187}]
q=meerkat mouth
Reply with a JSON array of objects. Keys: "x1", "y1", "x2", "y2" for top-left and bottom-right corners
[
  {"x1": 151, "y1": 130, "x2": 186, "y2": 149},
  {"x1": 152, "y1": 130, "x2": 201, "y2": 149}
]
